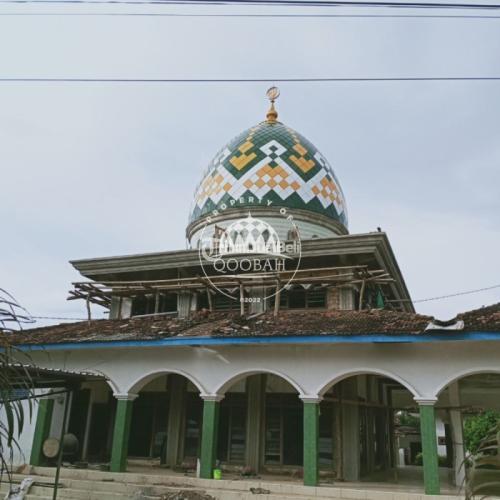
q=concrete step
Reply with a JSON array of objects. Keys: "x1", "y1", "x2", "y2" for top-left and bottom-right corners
[
  {"x1": 12, "y1": 467, "x2": 464, "y2": 500},
  {"x1": 3, "y1": 481, "x2": 324, "y2": 500},
  {"x1": 4, "y1": 475, "x2": 232, "y2": 499},
  {"x1": 2, "y1": 477, "x2": 323, "y2": 500}
]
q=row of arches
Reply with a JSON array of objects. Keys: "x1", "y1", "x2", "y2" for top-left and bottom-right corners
[
  {"x1": 56, "y1": 367, "x2": 500, "y2": 494},
  {"x1": 113, "y1": 366, "x2": 500, "y2": 401}
]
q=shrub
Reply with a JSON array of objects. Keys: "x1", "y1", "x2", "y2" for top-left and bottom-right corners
[{"x1": 464, "y1": 411, "x2": 500, "y2": 454}]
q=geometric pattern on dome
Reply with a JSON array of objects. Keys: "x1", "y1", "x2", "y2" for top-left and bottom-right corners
[
  {"x1": 190, "y1": 121, "x2": 348, "y2": 229},
  {"x1": 219, "y1": 215, "x2": 281, "y2": 255}
]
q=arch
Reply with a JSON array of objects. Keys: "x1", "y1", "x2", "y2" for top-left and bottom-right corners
[
  {"x1": 90, "y1": 369, "x2": 120, "y2": 394},
  {"x1": 125, "y1": 368, "x2": 207, "y2": 395},
  {"x1": 315, "y1": 367, "x2": 421, "y2": 398},
  {"x1": 214, "y1": 368, "x2": 305, "y2": 397},
  {"x1": 434, "y1": 367, "x2": 500, "y2": 398}
]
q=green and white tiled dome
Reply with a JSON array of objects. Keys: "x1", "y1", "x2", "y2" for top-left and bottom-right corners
[{"x1": 187, "y1": 97, "x2": 348, "y2": 243}]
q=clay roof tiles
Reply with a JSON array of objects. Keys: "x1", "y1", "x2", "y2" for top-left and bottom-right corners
[{"x1": 4, "y1": 303, "x2": 500, "y2": 347}]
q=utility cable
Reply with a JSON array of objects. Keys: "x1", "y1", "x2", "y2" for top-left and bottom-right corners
[
  {"x1": 2, "y1": 76, "x2": 500, "y2": 83},
  {"x1": 2, "y1": 11, "x2": 500, "y2": 17},
  {"x1": 2, "y1": 0, "x2": 500, "y2": 8}
]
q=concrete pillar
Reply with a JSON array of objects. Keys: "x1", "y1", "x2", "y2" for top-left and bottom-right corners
[
  {"x1": 109, "y1": 296, "x2": 121, "y2": 319},
  {"x1": 249, "y1": 287, "x2": 266, "y2": 314},
  {"x1": 416, "y1": 398, "x2": 440, "y2": 495},
  {"x1": 326, "y1": 287, "x2": 339, "y2": 309},
  {"x1": 342, "y1": 378, "x2": 360, "y2": 481},
  {"x1": 339, "y1": 285, "x2": 355, "y2": 310},
  {"x1": 302, "y1": 397, "x2": 320, "y2": 487},
  {"x1": 178, "y1": 292, "x2": 192, "y2": 319},
  {"x1": 190, "y1": 293, "x2": 198, "y2": 312},
  {"x1": 30, "y1": 396, "x2": 54, "y2": 466},
  {"x1": 110, "y1": 394, "x2": 137, "y2": 472},
  {"x1": 449, "y1": 382, "x2": 466, "y2": 487},
  {"x1": 245, "y1": 375, "x2": 264, "y2": 472},
  {"x1": 199, "y1": 396, "x2": 222, "y2": 479},
  {"x1": 166, "y1": 375, "x2": 186, "y2": 467},
  {"x1": 110, "y1": 297, "x2": 132, "y2": 319},
  {"x1": 81, "y1": 390, "x2": 94, "y2": 461}
]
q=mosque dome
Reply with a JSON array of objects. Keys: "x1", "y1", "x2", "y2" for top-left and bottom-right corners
[{"x1": 187, "y1": 89, "x2": 348, "y2": 246}]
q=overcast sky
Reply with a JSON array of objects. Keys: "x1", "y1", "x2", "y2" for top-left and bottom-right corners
[{"x1": 1, "y1": 1, "x2": 500, "y2": 327}]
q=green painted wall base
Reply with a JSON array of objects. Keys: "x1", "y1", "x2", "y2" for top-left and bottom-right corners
[
  {"x1": 30, "y1": 397, "x2": 54, "y2": 466},
  {"x1": 110, "y1": 398, "x2": 134, "y2": 473},
  {"x1": 200, "y1": 400, "x2": 220, "y2": 479},
  {"x1": 303, "y1": 401, "x2": 319, "y2": 487},
  {"x1": 419, "y1": 403, "x2": 441, "y2": 495}
]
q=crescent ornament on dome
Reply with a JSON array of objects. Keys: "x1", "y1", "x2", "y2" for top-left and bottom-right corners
[
  {"x1": 266, "y1": 86, "x2": 280, "y2": 102},
  {"x1": 266, "y1": 87, "x2": 280, "y2": 122}
]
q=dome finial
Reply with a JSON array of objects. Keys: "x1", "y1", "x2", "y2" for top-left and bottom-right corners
[{"x1": 266, "y1": 86, "x2": 280, "y2": 123}]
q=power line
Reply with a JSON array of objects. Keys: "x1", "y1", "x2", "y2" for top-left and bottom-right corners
[
  {"x1": 1, "y1": 76, "x2": 500, "y2": 83},
  {"x1": 31, "y1": 315, "x2": 94, "y2": 320},
  {"x1": 2, "y1": 0, "x2": 500, "y2": 7},
  {"x1": 1, "y1": 0, "x2": 500, "y2": 7},
  {"x1": 3, "y1": 11, "x2": 500, "y2": 17},
  {"x1": 413, "y1": 284, "x2": 500, "y2": 303}
]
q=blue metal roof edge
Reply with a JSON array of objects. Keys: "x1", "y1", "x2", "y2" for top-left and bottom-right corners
[{"x1": 14, "y1": 331, "x2": 500, "y2": 351}]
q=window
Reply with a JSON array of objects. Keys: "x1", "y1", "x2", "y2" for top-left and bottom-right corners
[
  {"x1": 158, "y1": 293, "x2": 177, "y2": 313},
  {"x1": 307, "y1": 288, "x2": 327, "y2": 308},
  {"x1": 318, "y1": 402, "x2": 334, "y2": 467},
  {"x1": 129, "y1": 393, "x2": 169, "y2": 458},
  {"x1": 183, "y1": 393, "x2": 203, "y2": 459},
  {"x1": 198, "y1": 291, "x2": 210, "y2": 310},
  {"x1": 217, "y1": 394, "x2": 247, "y2": 463},
  {"x1": 214, "y1": 294, "x2": 239, "y2": 311},
  {"x1": 264, "y1": 394, "x2": 303, "y2": 466},
  {"x1": 265, "y1": 406, "x2": 282, "y2": 464},
  {"x1": 288, "y1": 288, "x2": 306, "y2": 308},
  {"x1": 131, "y1": 293, "x2": 177, "y2": 316},
  {"x1": 277, "y1": 287, "x2": 327, "y2": 310},
  {"x1": 131, "y1": 295, "x2": 155, "y2": 316}
]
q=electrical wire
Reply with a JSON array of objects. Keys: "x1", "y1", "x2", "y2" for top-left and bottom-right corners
[
  {"x1": 413, "y1": 284, "x2": 500, "y2": 303},
  {"x1": 2, "y1": 11, "x2": 500, "y2": 17},
  {"x1": 1, "y1": 76, "x2": 500, "y2": 83},
  {"x1": 31, "y1": 315, "x2": 94, "y2": 320},
  {"x1": 1, "y1": 0, "x2": 500, "y2": 7}
]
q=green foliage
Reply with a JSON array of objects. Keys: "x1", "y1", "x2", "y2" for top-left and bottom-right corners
[
  {"x1": 464, "y1": 411, "x2": 500, "y2": 454},
  {"x1": 0, "y1": 339, "x2": 35, "y2": 484},
  {"x1": 413, "y1": 452, "x2": 447, "y2": 467},
  {"x1": 462, "y1": 414, "x2": 500, "y2": 499},
  {"x1": 398, "y1": 411, "x2": 420, "y2": 428}
]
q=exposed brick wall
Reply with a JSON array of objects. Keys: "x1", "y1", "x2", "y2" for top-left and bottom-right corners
[{"x1": 327, "y1": 287, "x2": 340, "y2": 310}]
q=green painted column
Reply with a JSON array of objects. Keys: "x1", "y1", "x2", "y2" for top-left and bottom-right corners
[
  {"x1": 199, "y1": 397, "x2": 221, "y2": 479},
  {"x1": 303, "y1": 398, "x2": 320, "y2": 487},
  {"x1": 30, "y1": 397, "x2": 54, "y2": 466},
  {"x1": 110, "y1": 395, "x2": 136, "y2": 472},
  {"x1": 418, "y1": 399, "x2": 441, "y2": 495}
]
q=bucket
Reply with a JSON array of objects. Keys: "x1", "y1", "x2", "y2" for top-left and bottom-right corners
[{"x1": 213, "y1": 468, "x2": 222, "y2": 480}]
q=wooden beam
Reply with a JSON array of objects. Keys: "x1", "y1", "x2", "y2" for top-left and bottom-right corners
[
  {"x1": 206, "y1": 288, "x2": 214, "y2": 312},
  {"x1": 359, "y1": 280, "x2": 366, "y2": 311},
  {"x1": 239, "y1": 284, "x2": 245, "y2": 316}
]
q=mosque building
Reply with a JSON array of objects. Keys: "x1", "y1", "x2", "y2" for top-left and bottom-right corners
[{"x1": 5, "y1": 89, "x2": 500, "y2": 498}]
